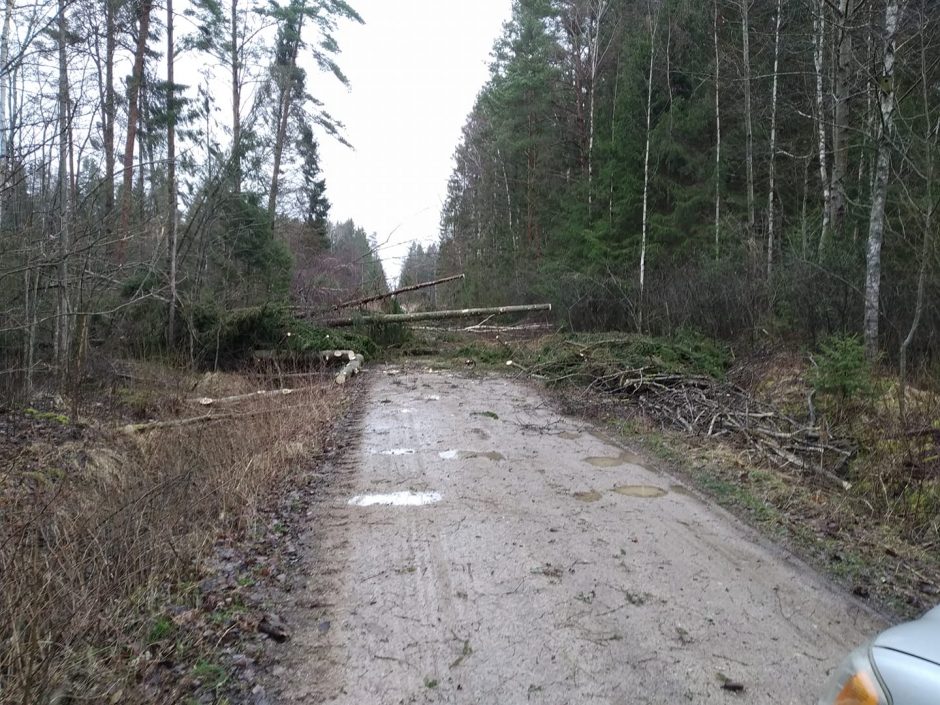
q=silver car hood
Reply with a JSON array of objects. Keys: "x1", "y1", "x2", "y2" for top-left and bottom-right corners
[{"x1": 874, "y1": 605, "x2": 940, "y2": 666}]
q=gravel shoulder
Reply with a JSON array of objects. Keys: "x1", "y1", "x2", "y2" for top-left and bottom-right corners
[{"x1": 264, "y1": 366, "x2": 885, "y2": 704}]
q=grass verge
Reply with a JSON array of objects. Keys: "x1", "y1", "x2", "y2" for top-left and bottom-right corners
[{"x1": 0, "y1": 363, "x2": 356, "y2": 704}]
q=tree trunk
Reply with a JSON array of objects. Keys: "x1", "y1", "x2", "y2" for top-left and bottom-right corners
[
  {"x1": 898, "y1": 11, "x2": 933, "y2": 420},
  {"x1": 303, "y1": 273, "x2": 466, "y2": 316},
  {"x1": 0, "y1": 0, "x2": 13, "y2": 162},
  {"x1": 104, "y1": 0, "x2": 115, "y2": 234},
  {"x1": 496, "y1": 146, "x2": 513, "y2": 239},
  {"x1": 766, "y1": 0, "x2": 782, "y2": 279},
  {"x1": 639, "y1": 2, "x2": 658, "y2": 332},
  {"x1": 829, "y1": 0, "x2": 853, "y2": 237},
  {"x1": 117, "y1": 0, "x2": 153, "y2": 259},
  {"x1": 267, "y1": 4, "x2": 305, "y2": 221},
  {"x1": 231, "y1": 0, "x2": 242, "y2": 195},
  {"x1": 167, "y1": 0, "x2": 178, "y2": 346},
  {"x1": 740, "y1": 0, "x2": 755, "y2": 248},
  {"x1": 587, "y1": 0, "x2": 608, "y2": 212},
  {"x1": 713, "y1": 0, "x2": 722, "y2": 259},
  {"x1": 814, "y1": 0, "x2": 832, "y2": 257},
  {"x1": 56, "y1": 0, "x2": 71, "y2": 374},
  {"x1": 898, "y1": 188, "x2": 931, "y2": 422},
  {"x1": 863, "y1": 0, "x2": 900, "y2": 361},
  {"x1": 800, "y1": 156, "x2": 810, "y2": 259},
  {"x1": 320, "y1": 304, "x2": 552, "y2": 328},
  {"x1": 609, "y1": 51, "x2": 620, "y2": 229},
  {"x1": 0, "y1": 0, "x2": 13, "y2": 229},
  {"x1": 25, "y1": 266, "x2": 39, "y2": 396}
]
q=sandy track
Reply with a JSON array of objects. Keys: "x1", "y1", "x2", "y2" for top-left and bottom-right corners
[{"x1": 268, "y1": 368, "x2": 884, "y2": 704}]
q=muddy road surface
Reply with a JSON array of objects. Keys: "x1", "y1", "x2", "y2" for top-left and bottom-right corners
[{"x1": 266, "y1": 368, "x2": 884, "y2": 704}]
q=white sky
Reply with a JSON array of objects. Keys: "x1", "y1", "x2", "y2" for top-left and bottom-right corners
[{"x1": 314, "y1": 0, "x2": 511, "y2": 284}]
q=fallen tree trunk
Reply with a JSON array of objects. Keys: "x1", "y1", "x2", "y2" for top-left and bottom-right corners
[
  {"x1": 464, "y1": 323, "x2": 554, "y2": 334},
  {"x1": 320, "y1": 304, "x2": 552, "y2": 327},
  {"x1": 253, "y1": 349, "x2": 358, "y2": 364},
  {"x1": 122, "y1": 407, "x2": 278, "y2": 434},
  {"x1": 299, "y1": 273, "x2": 466, "y2": 317},
  {"x1": 335, "y1": 353, "x2": 364, "y2": 385},
  {"x1": 190, "y1": 388, "x2": 297, "y2": 406}
]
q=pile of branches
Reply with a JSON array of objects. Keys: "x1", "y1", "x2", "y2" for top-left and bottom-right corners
[
  {"x1": 526, "y1": 338, "x2": 856, "y2": 489},
  {"x1": 592, "y1": 368, "x2": 856, "y2": 489}
]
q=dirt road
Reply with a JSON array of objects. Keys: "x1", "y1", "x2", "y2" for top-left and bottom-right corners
[{"x1": 267, "y1": 368, "x2": 885, "y2": 704}]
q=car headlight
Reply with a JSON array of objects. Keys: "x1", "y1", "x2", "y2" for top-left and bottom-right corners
[{"x1": 818, "y1": 645, "x2": 890, "y2": 705}]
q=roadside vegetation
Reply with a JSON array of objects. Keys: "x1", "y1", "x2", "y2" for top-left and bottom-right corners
[{"x1": 0, "y1": 363, "x2": 359, "y2": 703}]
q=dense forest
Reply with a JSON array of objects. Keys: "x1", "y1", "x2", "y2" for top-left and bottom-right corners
[
  {"x1": 415, "y1": 0, "x2": 938, "y2": 383},
  {"x1": 0, "y1": 0, "x2": 388, "y2": 397}
]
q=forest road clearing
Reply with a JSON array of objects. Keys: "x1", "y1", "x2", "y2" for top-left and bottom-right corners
[{"x1": 266, "y1": 367, "x2": 885, "y2": 705}]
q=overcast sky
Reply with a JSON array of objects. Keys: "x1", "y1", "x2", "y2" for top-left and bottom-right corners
[{"x1": 314, "y1": 0, "x2": 512, "y2": 285}]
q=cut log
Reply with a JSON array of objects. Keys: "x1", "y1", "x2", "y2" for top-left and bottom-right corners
[
  {"x1": 335, "y1": 354, "x2": 364, "y2": 385},
  {"x1": 299, "y1": 273, "x2": 466, "y2": 317},
  {"x1": 320, "y1": 349, "x2": 358, "y2": 363},
  {"x1": 252, "y1": 349, "x2": 360, "y2": 366},
  {"x1": 320, "y1": 304, "x2": 552, "y2": 328}
]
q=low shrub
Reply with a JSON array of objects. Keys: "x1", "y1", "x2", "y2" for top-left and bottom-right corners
[{"x1": 809, "y1": 335, "x2": 873, "y2": 409}]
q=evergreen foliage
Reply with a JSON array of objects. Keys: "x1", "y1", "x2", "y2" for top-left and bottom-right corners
[
  {"x1": 431, "y1": 0, "x2": 940, "y2": 367},
  {"x1": 810, "y1": 335, "x2": 874, "y2": 403}
]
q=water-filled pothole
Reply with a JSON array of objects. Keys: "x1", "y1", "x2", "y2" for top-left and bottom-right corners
[
  {"x1": 583, "y1": 451, "x2": 646, "y2": 468},
  {"x1": 438, "y1": 450, "x2": 505, "y2": 461},
  {"x1": 573, "y1": 489, "x2": 603, "y2": 502},
  {"x1": 612, "y1": 485, "x2": 667, "y2": 498},
  {"x1": 669, "y1": 484, "x2": 696, "y2": 498},
  {"x1": 372, "y1": 448, "x2": 416, "y2": 456},
  {"x1": 347, "y1": 491, "x2": 442, "y2": 507}
]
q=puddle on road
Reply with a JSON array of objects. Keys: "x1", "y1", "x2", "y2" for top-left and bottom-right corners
[
  {"x1": 574, "y1": 489, "x2": 603, "y2": 502},
  {"x1": 439, "y1": 449, "x2": 505, "y2": 461},
  {"x1": 612, "y1": 485, "x2": 667, "y2": 498},
  {"x1": 471, "y1": 428, "x2": 491, "y2": 440},
  {"x1": 371, "y1": 448, "x2": 416, "y2": 456},
  {"x1": 347, "y1": 491, "x2": 442, "y2": 507},
  {"x1": 669, "y1": 484, "x2": 696, "y2": 498},
  {"x1": 583, "y1": 451, "x2": 646, "y2": 468},
  {"x1": 424, "y1": 395, "x2": 442, "y2": 401},
  {"x1": 558, "y1": 431, "x2": 581, "y2": 440}
]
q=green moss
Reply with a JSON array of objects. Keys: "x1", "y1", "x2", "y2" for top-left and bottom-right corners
[{"x1": 24, "y1": 408, "x2": 70, "y2": 425}]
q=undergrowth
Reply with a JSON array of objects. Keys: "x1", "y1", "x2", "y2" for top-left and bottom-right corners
[{"x1": 0, "y1": 368, "x2": 350, "y2": 703}]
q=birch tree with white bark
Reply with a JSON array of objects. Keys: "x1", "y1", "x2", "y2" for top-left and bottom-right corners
[{"x1": 863, "y1": 0, "x2": 903, "y2": 361}]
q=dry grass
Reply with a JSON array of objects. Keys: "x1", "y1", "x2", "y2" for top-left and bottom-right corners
[{"x1": 0, "y1": 365, "x2": 352, "y2": 704}]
